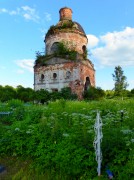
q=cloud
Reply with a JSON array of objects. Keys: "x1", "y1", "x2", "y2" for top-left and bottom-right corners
[
  {"x1": 0, "y1": 6, "x2": 40, "y2": 22},
  {"x1": 21, "y1": 6, "x2": 40, "y2": 22},
  {"x1": 87, "y1": 34, "x2": 99, "y2": 48},
  {"x1": 44, "y1": 12, "x2": 52, "y2": 21},
  {"x1": 16, "y1": 59, "x2": 34, "y2": 72},
  {"x1": 89, "y1": 27, "x2": 134, "y2": 67},
  {"x1": 0, "y1": 8, "x2": 19, "y2": 15},
  {"x1": 0, "y1": 6, "x2": 52, "y2": 24},
  {"x1": 0, "y1": 8, "x2": 8, "y2": 13}
]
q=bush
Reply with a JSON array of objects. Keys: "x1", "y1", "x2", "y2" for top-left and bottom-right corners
[
  {"x1": 60, "y1": 87, "x2": 77, "y2": 100},
  {"x1": 84, "y1": 87, "x2": 105, "y2": 100}
]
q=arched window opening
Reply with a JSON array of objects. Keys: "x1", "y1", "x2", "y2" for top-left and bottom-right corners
[
  {"x1": 66, "y1": 71, "x2": 71, "y2": 79},
  {"x1": 41, "y1": 74, "x2": 44, "y2": 80},
  {"x1": 82, "y1": 45, "x2": 86, "y2": 54},
  {"x1": 51, "y1": 42, "x2": 60, "y2": 53},
  {"x1": 82, "y1": 45, "x2": 87, "y2": 59},
  {"x1": 84, "y1": 77, "x2": 91, "y2": 91},
  {"x1": 53, "y1": 73, "x2": 57, "y2": 79}
]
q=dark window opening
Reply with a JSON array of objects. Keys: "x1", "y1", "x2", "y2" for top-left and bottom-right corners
[
  {"x1": 84, "y1": 77, "x2": 91, "y2": 91},
  {"x1": 82, "y1": 45, "x2": 87, "y2": 59},
  {"x1": 52, "y1": 88, "x2": 58, "y2": 92},
  {"x1": 53, "y1": 73, "x2": 57, "y2": 79},
  {"x1": 41, "y1": 74, "x2": 44, "y2": 80},
  {"x1": 51, "y1": 42, "x2": 60, "y2": 53},
  {"x1": 66, "y1": 71, "x2": 71, "y2": 79},
  {"x1": 82, "y1": 45, "x2": 86, "y2": 54}
]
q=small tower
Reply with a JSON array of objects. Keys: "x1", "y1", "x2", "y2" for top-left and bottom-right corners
[
  {"x1": 59, "y1": 7, "x2": 72, "y2": 21},
  {"x1": 34, "y1": 7, "x2": 95, "y2": 99}
]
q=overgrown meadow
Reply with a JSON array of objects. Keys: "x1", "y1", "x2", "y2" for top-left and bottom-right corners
[{"x1": 0, "y1": 99, "x2": 134, "y2": 179}]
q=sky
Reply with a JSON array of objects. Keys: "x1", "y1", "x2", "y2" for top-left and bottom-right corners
[{"x1": 0, "y1": 0, "x2": 134, "y2": 90}]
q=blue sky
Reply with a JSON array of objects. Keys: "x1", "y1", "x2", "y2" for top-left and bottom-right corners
[{"x1": 0, "y1": 0, "x2": 134, "y2": 90}]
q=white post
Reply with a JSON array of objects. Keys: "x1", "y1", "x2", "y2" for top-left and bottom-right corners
[{"x1": 94, "y1": 111, "x2": 103, "y2": 176}]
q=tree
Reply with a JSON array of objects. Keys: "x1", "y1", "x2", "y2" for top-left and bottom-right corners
[
  {"x1": 35, "y1": 89, "x2": 50, "y2": 104},
  {"x1": 2, "y1": 85, "x2": 16, "y2": 101},
  {"x1": 112, "y1": 66, "x2": 129, "y2": 96},
  {"x1": 83, "y1": 86, "x2": 105, "y2": 100},
  {"x1": 16, "y1": 85, "x2": 35, "y2": 102}
]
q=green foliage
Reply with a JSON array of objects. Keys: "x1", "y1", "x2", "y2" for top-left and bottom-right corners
[
  {"x1": 7, "y1": 99, "x2": 24, "y2": 109},
  {"x1": 16, "y1": 85, "x2": 35, "y2": 102},
  {"x1": 35, "y1": 89, "x2": 50, "y2": 104},
  {"x1": 84, "y1": 86, "x2": 105, "y2": 100},
  {"x1": 35, "y1": 41, "x2": 77, "y2": 66},
  {"x1": 60, "y1": 87, "x2": 78, "y2": 100},
  {"x1": 0, "y1": 99, "x2": 134, "y2": 179},
  {"x1": 112, "y1": 66, "x2": 129, "y2": 96},
  {"x1": 55, "y1": 41, "x2": 77, "y2": 60},
  {"x1": 46, "y1": 21, "x2": 74, "y2": 38},
  {"x1": 105, "y1": 90, "x2": 114, "y2": 99},
  {"x1": 35, "y1": 51, "x2": 54, "y2": 66},
  {"x1": 83, "y1": 48, "x2": 88, "y2": 59},
  {"x1": 0, "y1": 85, "x2": 16, "y2": 102}
]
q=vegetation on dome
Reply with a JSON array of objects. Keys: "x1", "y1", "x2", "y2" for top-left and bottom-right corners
[
  {"x1": 45, "y1": 20, "x2": 85, "y2": 39},
  {"x1": 35, "y1": 42, "x2": 78, "y2": 66}
]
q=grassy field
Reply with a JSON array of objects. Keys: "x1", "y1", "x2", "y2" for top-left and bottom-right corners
[{"x1": 0, "y1": 99, "x2": 134, "y2": 179}]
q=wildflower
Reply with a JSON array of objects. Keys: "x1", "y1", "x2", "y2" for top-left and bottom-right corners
[
  {"x1": 15, "y1": 128, "x2": 20, "y2": 131},
  {"x1": 131, "y1": 139, "x2": 134, "y2": 143},
  {"x1": 121, "y1": 129, "x2": 132, "y2": 134},
  {"x1": 26, "y1": 129, "x2": 33, "y2": 134},
  {"x1": 63, "y1": 133, "x2": 69, "y2": 137}
]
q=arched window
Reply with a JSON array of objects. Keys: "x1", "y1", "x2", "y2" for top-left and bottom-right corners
[
  {"x1": 66, "y1": 71, "x2": 71, "y2": 79},
  {"x1": 51, "y1": 42, "x2": 60, "y2": 53},
  {"x1": 82, "y1": 45, "x2": 87, "y2": 59},
  {"x1": 82, "y1": 45, "x2": 86, "y2": 54},
  {"x1": 84, "y1": 77, "x2": 91, "y2": 91},
  {"x1": 53, "y1": 73, "x2": 57, "y2": 79},
  {"x1": 41, "y1": 74, "x2": 44, "y2": 80}
]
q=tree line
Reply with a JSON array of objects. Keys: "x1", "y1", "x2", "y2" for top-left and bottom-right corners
[
  {"x1": 0, "y1": 84, "x2": 133, "y2": 103},
  {"x1": 0, "y1": 66, "x2": 133, "y2": 103}
]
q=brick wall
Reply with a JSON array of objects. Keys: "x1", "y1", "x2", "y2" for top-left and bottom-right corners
[{"x1": 45, "y1": 32, "x2": 87, "y2": 55}]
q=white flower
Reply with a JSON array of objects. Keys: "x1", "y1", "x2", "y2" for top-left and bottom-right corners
[
  {"x1": 15, "y1": 128, "x2": 20, "y2": 131},
  {"x1": 121, "y1": 129, "x2": 132, "y2": 134},
  {"x1": 26, "y1": 129, "x2": 33, "y2": 134},
  {"x1": 63, "y1": 133, "x2": 69, "y2": 137}
]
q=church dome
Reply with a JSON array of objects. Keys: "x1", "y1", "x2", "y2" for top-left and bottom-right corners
[
  {"x1": 45, "y1": 7, "x2": 87, "y2": 40},
  {"x1": 45, "y1": 7, "x2": 88, "y2": 55}
]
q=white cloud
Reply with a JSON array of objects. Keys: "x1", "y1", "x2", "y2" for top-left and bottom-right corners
[
  {"x1": 0, "y1": 8, "x2": 19, "y2": 15},
  {"x1": 16, "y1": 59, "x2": 34, "y2": 72},
  {"x1": 87, "y1": 34, "x2": 99, "y2": 48},
  {"x1": 0, "y1": 6, "x2": 40, "y2": 22},
  {"x1": 44, "y1": 12, "x2": 52, "y2": 21},
  {"x1": 90, "y1": 27, "x2": 134, "y2": 67},
  {"x1": 0, "y1": 8, "x2": 8, "y2": 13},
  {"x1": 21, "y1": 6, "x2": 40, "y2": 22}
]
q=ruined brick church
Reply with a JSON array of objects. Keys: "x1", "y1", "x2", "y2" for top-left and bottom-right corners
[{"x1": 34, "y1": 7, "x2": 95, "y2": 99}]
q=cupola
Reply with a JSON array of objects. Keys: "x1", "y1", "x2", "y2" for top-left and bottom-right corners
[{"x1": 59, "y1": 7, "x2": 73, "y2": 21}]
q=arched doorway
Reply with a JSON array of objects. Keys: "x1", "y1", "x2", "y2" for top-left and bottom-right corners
[{"x1": 84, "y1": 77, "x2": 91, "y2": 91}]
